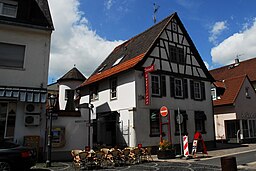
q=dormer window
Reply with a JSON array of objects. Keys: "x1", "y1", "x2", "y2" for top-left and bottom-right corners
[
  {"x1": 211, "y1": 88, "x2": 217, "y2": 100},
  {"x1": 245, "y1": 87, "x2": 250, "y2": 99},
  {"x1": 112, "y1": 55, "x2": 125, "y2": 67},
  {"x1": 0, "y1": 0, "x2": 18, "y2": 18}
]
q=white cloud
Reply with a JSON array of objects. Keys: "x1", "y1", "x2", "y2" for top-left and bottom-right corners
[
  {"x1": 48, "y1": 0, "x2": 124, "y2": 82},
  {"x1": 209, "y1": 21, "x2": 228, "y2": 45},
  {"x1": 211, "y1": 18, "x2": 256, "y2": 65}
]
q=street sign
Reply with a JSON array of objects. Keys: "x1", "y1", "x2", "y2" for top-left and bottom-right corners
[{"x1": 160, "y1": 106, "x2": 168, "y2": 117}]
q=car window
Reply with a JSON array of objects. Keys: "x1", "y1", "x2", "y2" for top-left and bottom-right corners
[{"x1": 0, "y1": 142, "x2": 19, "y2": 149}]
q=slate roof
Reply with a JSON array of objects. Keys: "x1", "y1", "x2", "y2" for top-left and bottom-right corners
[
  {"x1": 213, "y1": 75, "x2": 247, "y2": 106},
  {"x1": 80, "y1": 12, "x2": 213, "y2": 87},
  {"x1": 0, "y1": 0, "x2": 54, "y2": 30},
  {"x1": 210, "y1": 57, "x2": 256, "y2": 82},
  {"x1": 58, "y1": 67, "x2": 86, "y2": 82}
]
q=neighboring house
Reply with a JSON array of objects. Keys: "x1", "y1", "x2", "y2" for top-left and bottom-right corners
[
  {"x1": 47, "y1": 67, "x2": 88, "y2": 160},
  {"x1": 78, "y1": 12, "x2": 215, "y2": 151},
  {"x1": 210, "y1": 58, "x2": 256, "y2": 143},
  {"x1": 0, "y1": 0, "x2": 53, "y2": 158}
]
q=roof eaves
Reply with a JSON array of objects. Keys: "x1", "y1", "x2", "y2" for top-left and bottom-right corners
[{"x1": 79, "y1": 53, "x2": 145, "y2": 87}]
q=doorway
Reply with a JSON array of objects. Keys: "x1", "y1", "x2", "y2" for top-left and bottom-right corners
[
  {"x1": 95, "y1": 112, "x2": 119, "y2": 146},
  {"x1": 225, "y1": 120, "x2": 240, "y2": 143}
]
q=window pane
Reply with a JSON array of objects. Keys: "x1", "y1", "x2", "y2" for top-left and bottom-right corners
[
  {"x1": 0, "y1": 42, "x2": 25, "y2": 68},
  {"x1": 110, "y1": 78, "x2": 117, "y2": 99},
  {"x1": 0, "y1": 103, "x2": 8, "y2": 140},
  {"x1": 152, "y1": 75, "x2": 160, "y2": 95},
  {"x1": 150, "y1": 110, "x2": 159, "y2": 135},
  {"x1": 194, "y1": 82, "x2": 201, "y2": 99},
  {"x1": 175, "y1": 79, "x2": 183, "y2": 97}
]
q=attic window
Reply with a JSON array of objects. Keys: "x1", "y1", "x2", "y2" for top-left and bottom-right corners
[
  {"x1": 0, "y1": 0, "x2": 18, "y2": 18},
  {"x1": 112, "y1": 55, "x2": 125, "y2": 67}
]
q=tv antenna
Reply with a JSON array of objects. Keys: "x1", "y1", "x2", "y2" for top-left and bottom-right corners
[{"x1": 153, "y1": 3, "x2": 160, "y2": 24}]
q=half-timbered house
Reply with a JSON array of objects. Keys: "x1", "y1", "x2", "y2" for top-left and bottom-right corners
[{"x1": 79, "y1": 12, "x2": 215, "y2": 151}]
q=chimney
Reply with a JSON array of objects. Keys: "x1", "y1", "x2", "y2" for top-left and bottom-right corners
[
  {"x1": 234, "y1": 58, "x2": 240, "y2": 67},
  {"x1": 235, "y1": 58, "x2": 239, "y2": 64}
]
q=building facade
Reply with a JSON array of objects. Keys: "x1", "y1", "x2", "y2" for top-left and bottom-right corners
[
  {"x1": 0, "y1": 0, "x2": 53, "y2": 157},
  {"x1": 210, "y1": 59, "x2": 256, "y2": 143},
  {"x1": 79, "y1": 13, "x2": 215, "y2": 151},
  {"x1": 47, "y1": 67, "x2": 88, "y2": 160}
]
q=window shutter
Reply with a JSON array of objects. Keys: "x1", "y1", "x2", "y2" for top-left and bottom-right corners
[
  {"x1": 161, "y1": 76, "x2": 166, "y2": 97},
  {"x1": 201, "y1": 82, "x2": 206, "y2": 100},
  {"x1": 190, "y1": 80, "x2": 194, "y2": 99},
  {"x1": 170, "y1": 77, "x2": 175, "y2": 97},
  {"x1": 183, "y1": 79, "x2": 188, "y2": 98}
]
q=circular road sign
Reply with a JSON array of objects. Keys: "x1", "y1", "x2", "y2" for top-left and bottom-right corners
[
  {"x1": 176, "y1": 114, "x2": 183, "y2": 125},
  {"x1": 160, "y1": 106, "x2": 168, "y2": 117}
]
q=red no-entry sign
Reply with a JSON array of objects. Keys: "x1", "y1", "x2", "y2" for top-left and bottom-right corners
[{"x1": 160, "y1": 106, "x2": 168, "y2": 117}]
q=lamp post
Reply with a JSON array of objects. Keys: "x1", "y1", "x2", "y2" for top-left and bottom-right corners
[{"x1": 46, "y1": 94, "x2": 57, "y2": 167}]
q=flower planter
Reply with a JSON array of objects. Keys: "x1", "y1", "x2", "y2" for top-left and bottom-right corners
[{"x1": 157, "y1": 149, "x2": 176, "y2": 159}]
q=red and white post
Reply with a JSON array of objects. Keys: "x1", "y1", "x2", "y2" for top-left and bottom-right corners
[{"x1": 183, "y1": 135, "x2": 189, "y2": 158}]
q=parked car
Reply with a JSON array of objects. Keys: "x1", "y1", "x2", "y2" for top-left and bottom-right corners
[{"x1": 0, "y1": 141, "x2": 37, "y2": 171}]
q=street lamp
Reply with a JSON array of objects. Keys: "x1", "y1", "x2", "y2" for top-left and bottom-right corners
[{"x1": 46, "y1": 94, "x2": 57, "y2": 167}]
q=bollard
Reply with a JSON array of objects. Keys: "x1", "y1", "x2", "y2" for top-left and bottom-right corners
[{"x1": 221, "y1": 156, "x2": 237, "y2": 171}]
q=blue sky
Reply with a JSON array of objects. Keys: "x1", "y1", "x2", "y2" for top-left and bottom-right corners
[{"x1": 48, "y1": 0, "x2": 256, "y2": 83}]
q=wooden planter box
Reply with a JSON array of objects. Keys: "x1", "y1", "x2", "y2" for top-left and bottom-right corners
[{"x1": 157, "y1": 149, "x2": 176, "y2": 159}]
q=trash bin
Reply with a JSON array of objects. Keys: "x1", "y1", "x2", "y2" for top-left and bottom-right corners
[{"x1": 221, "y1": 156, "x2": 237, "y2": 171}]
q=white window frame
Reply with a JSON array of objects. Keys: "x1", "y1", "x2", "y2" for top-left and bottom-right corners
[
  {"x1": 211, "y1": 88, "x2": 217, "y2": 100},
  {"x1": 194, "y1": 81, "x2": 201, "y2": 100},
  {"x1": 174, "y1": 78, "x2": 183, "y2": 98},
  {"x1": 151, "y1": 75, "x2": 160, "y2": 96},
  {"x1": 90, "y1": 86, "x2": 99, "y2": 101},
  {"x1": 0, "y1": 0, "x2": 18, "y2": 18},
  {"x1": 110, "y1": 78, "x2": 117, "y2": 100}
]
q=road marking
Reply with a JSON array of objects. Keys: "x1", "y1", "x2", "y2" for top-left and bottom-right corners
[{"x1": 199, "y1": 148, "x2": 256, "y2": 161}]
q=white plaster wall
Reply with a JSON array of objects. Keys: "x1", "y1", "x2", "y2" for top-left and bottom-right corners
[
  {"x1": 214, "y1": 113, "x2": 236, "y2": 140},
  {"x1": 235, "y1": 78, "x2": 256, "y2": 119},
  {"x1": 51, "y1": 108, "x2": 89, "y2": 152},
  {"x1": 14, "y1": 102, "x2": 46, "y2": 147},
  {"x1": 0, "y1": 24, "x2": 52, "y2": 88},
  {"x1": 90, "y1": 70, "x2": 136, "y2": 113},
  {"x1": 135, "y1": 70, "x2": 214, "y2": 145}
]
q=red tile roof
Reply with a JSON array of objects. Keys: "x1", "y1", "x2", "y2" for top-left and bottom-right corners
[
  {"x1": 210, "y1": 57, "x2": 256, "y2": 82},
  {"x1": 80, "y1": 53, "x2": 145, "y2": 86},
  {"x1": 213, "y1": 75, "x2": 246, "y2": 106}
]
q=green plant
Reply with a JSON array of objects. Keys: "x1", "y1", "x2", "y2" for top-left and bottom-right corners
[{"x1": 159, "y1": 139, "x2": 172, "y2": 151}]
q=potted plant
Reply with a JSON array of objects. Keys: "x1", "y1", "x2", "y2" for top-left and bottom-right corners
[{"x1": 157, "y1": 140, "x2": 176, "y2": 159}]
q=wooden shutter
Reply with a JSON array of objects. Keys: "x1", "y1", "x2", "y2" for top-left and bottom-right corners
[
  {"x1": 170, "y1": 77, "x2": 175, "y2": 97},
  {"x1": 183, "y1": 79, "x2": 188, "y2": 98},
  {"x1": 190, "y1": 80, "x2": 194, "y2": 100},
  {"x1": 161, "y1": 76, "x2": 166, "y2": 97},
  {"x1": 201, "y1": 82, "x2": 206, "y2": 100}
]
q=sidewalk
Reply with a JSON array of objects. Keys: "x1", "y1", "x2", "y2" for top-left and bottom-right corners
[
  {"x1": 152, "y1": 142, "x2": 256, "y2": 170},
  {"x1": 32, "y1": 143, "x2": 256, "y2": 171}
]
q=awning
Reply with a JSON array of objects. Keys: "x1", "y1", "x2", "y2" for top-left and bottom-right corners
[{"x1": 0, "y1": 86, "x2": 47, "y2": 103}]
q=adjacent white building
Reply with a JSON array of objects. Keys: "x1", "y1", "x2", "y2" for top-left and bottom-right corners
[
  {"x1": 79, "y1": 12, "x2": 215, "y2": 153},
  {"x1": 47, "y1": 67, "x2": 88, "y2": 160},
  {"x1": 0, "y1": 0, "x2": 53, "y2": 159},
  {"x1": 210, "y1": 59, "x2": 256, "y2": 143}
]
